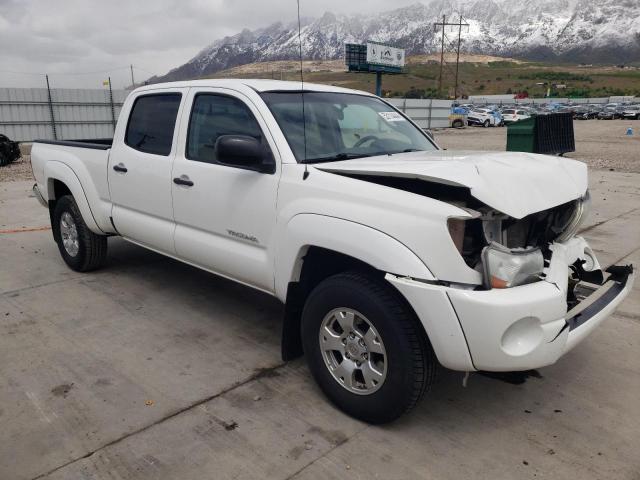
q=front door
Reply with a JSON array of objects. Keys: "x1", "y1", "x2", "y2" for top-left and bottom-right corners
[
  {"x1": 108, "y1": 90, "x2": 184, "y2": 254},
  {"x1": 171, "y1": 88, "x2": 281, "y2": 292}
]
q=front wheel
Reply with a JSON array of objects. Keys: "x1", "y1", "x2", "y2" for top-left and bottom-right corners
[
  {"x1": 483, "y1": 119, "x2": 490, "y2": 127},
  {"x1": 301, "y1": 271, "x2": 437, "y2": 423},
  {"x1": 53, "y1": 195, "x2": 107, "y2": 272}
]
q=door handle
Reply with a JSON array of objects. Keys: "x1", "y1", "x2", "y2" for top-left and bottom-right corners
[
  {"x1": 173, "y1": 175, "x2": 194, "y2": 187},
  {"x1": 113, "y1": 163, "x2": 128, "y2": 173}
]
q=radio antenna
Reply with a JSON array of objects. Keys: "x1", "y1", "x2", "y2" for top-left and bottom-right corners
[{"x1": 296, "y1": 0, "x2": 309, "y2": 178}]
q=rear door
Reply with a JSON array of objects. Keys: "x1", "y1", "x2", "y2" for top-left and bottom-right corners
[
  {"x1": 108, "y1": 90, "x2": 185, "y2": 254},
  {"x1": 170, "y1": 87, "x2": 281, "y2": 292}
]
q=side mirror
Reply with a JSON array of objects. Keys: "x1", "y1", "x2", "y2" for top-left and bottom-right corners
[{"x1": 214, "y1": 135, "x2": 275, "y2": 174}]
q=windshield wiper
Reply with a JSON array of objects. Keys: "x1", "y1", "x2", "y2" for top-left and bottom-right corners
[{"x1": 303, "y1": 152, "x2": 371, "y2": 164}]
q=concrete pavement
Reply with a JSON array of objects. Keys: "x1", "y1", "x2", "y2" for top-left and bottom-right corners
[{"x1": 1, "y1": 171, "x2": 638, "y2": 480}]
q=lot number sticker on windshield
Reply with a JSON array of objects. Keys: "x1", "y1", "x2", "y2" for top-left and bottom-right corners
[{"x1": 378, "y1": 111, "x2": 405, "y2": 122}]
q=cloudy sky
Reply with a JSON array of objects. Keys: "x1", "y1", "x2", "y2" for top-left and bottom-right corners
[{"x1": 0, "y1": 0, "x2": 418, "y2": 89}]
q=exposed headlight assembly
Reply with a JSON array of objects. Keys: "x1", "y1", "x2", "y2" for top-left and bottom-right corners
[
  {"x1": 482, "y1": 242, "x2": 544, "y2": 289},
  {"x1": 557, "y1": 190, "x2": 590, "y2": 243},
  {"x1": 447, "y1": 207, "x2": 481, "y2": 254}
]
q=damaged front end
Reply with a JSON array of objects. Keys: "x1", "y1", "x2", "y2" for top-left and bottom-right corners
[
  {"x1": 445, "y1": 189, "x2": 634, "y2": 316},
  {"x1": 445, "y1": 190, "x2": 635, "y2": 361},
  {"x1": 317, "y1": 153, "x2": 634, "y2": 371},
  {"x1": 447, "y1": 191, "x2": 592, "y2": 290},
  {"x1": 414, "y1": 202, "x2": 633, "y2": 371}
]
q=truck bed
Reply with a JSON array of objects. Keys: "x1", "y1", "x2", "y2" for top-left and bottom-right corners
[{"x1": 31, "y1": 137, "x2": 115, "y2": 234}]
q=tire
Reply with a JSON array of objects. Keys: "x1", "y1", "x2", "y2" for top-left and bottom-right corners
[
  {"x1": 301, "y1": 271, "x2": 437, "y2": 424},
  {"x1": 52, "y1": 195, "x2": 107, "y2": 272},
  {"x1": 0, "y1": 150, "x2": 8, "y2": 167},
  {"x1": 483, "y1": 119, "x2": 490, "y2": 127},
  {"x1": 452, "y1": 119, "x2": 463, "y2": 128}
]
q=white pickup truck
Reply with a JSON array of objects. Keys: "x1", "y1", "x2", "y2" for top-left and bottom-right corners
[{"x1": 31, "y1": 80, "x2": 634, "y2": 423}]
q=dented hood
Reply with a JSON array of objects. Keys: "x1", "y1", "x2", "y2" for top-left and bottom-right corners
[{"x1": 313, "y1": 150, "x2": 588, "y2": 219}]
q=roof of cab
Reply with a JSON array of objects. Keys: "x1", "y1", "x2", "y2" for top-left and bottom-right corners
[{"x1": 133, "y1": 79, "x2": 371, "y2": 96}]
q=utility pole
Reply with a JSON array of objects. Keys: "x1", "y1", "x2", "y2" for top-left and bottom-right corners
[
  {"x1": 436, "y1": 15, "x2": 445, "y2": 98},
  {"x1": 454, "y1": 16, "x2": 469, "y2": 99},
  {"x1": 130, "y1": 65, "x2": 135, "y2": 88},
  {"x1": 108, "y1": 77, "x2": 116, "y2": 133},
  {"x1": 434, "y1": 15, "x2": 469, "y2": 99},
  {"x1": 45, "y1": 74, "x2": 57, "y2": 140}
]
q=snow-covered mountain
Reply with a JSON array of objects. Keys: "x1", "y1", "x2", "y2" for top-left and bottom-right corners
[{"x1": 152, "y1": 0, "x2": 640, "y2": 82}]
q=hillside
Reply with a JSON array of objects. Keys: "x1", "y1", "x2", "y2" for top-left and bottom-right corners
[
  {"x1": 151, "y1": 0, "x2": 640, "y2": 83},
  {"x1": 204, "y1": 57, "x2": 640, "y2": 98}
]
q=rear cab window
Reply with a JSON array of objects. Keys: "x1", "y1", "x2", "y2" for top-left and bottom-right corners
[{"x1": 125, "y1": 93, "x2": 182, "y2": 156}]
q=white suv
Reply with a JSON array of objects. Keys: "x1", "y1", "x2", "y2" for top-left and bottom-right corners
[
  {"x1": 467, "y1": 108, "x2": 500, "y2": 127},
  {"x1": 502, "y1": 108, "x2": 531, "y2": 124}
]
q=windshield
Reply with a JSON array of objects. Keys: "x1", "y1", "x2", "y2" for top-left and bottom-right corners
[{"x1": 260, "y1": 91, "x2": 437, "y2": 163}]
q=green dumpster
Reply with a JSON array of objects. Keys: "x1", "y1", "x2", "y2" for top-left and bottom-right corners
[
  {"x1": 506, "y1": 117, "x2": 536, "y2": 153},
  {"x1": 506, "y1": 113, "x2": 575, "y2": 155}
]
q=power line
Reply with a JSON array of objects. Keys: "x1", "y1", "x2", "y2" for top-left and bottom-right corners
[{"x1": 433, "y1": 15, "x2": 469, "y2": 98}]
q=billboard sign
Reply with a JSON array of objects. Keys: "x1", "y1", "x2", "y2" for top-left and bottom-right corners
[{"x1": 366, "y1": 42, "x2": 405, "y2": 68}]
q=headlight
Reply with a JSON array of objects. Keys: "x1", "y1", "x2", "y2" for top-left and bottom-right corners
[
  {"x1": 481, "y1": 242, "x2": 544, "y2": 289},
  {"x1": 557, "y1": 190, "x2": 590, "y2": 243}
]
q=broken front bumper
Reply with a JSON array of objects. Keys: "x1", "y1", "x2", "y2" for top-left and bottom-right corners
[{"x1": 387, "y1": 237, "x2": 634, "y2": 372}]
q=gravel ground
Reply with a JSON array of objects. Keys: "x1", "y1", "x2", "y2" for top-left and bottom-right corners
[
  {"x1": 1, "y1": 120, "x2": 638, "y2": 183},
  {"x1": 435, "y1": 119, "x2": 640, "y2": 173},
  {"x1": 0, "y1": 154, "x2": 33, "y2": 183}
]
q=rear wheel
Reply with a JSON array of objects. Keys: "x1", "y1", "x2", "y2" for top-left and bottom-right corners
[
  {"x1": 301, "y1": 271, "x2": 437, "y2": 423},
  {"x1": 53, "y1": 195, "x2": 107, "y2": 272}
]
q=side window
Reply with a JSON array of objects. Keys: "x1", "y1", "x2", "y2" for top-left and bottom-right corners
[
  {"x1": 125, "y1": 93, "x2": 181, "y2": 156},
  {"x1": 186, "y1": 94, "x2": 264, "y2": 163}
]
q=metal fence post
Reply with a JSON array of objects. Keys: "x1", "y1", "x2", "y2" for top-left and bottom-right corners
[
  {"x1": 428, "y1": 99, "x2": 433, "y2": 129},
  {"x1": 45, "y1": 74, "x2": 57, "y2": 140},
  {"x1": 108, "y1": 77, "x2": 116, "y2": 133}
]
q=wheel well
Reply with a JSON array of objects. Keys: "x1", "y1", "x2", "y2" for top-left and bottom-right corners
[
  {"x1": 51, "y1": 179, "x2": 72, "y2": 202},
  {"x1": 281, "y1": 247, "x2": 381, "y2": 361},
  {"x1": 48, "y1": 179, "x2": 72, "y2": 239}
]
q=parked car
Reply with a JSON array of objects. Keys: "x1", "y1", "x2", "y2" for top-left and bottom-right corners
[
  {"x1": 598, "y1": 108, "x2": 616, "y2": 120},
  {"x1": 467, "y1": 108, "x2": 501, "y2": 127},
  {"x1": 30, "y1": 80, "x2": 634, "y2": 423},
  {"x1": 621, "y1": 105, "x2": 640, "y2": 120},
  {"x1": 574, "y1": 105, "x2": 601, "y2": 120},
  {"x1": 449, "y1": 105, "x2": 468, "y2": 128},
  {"x1": 502, "y1": 108, "x2": 531, "y2": 124}
]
